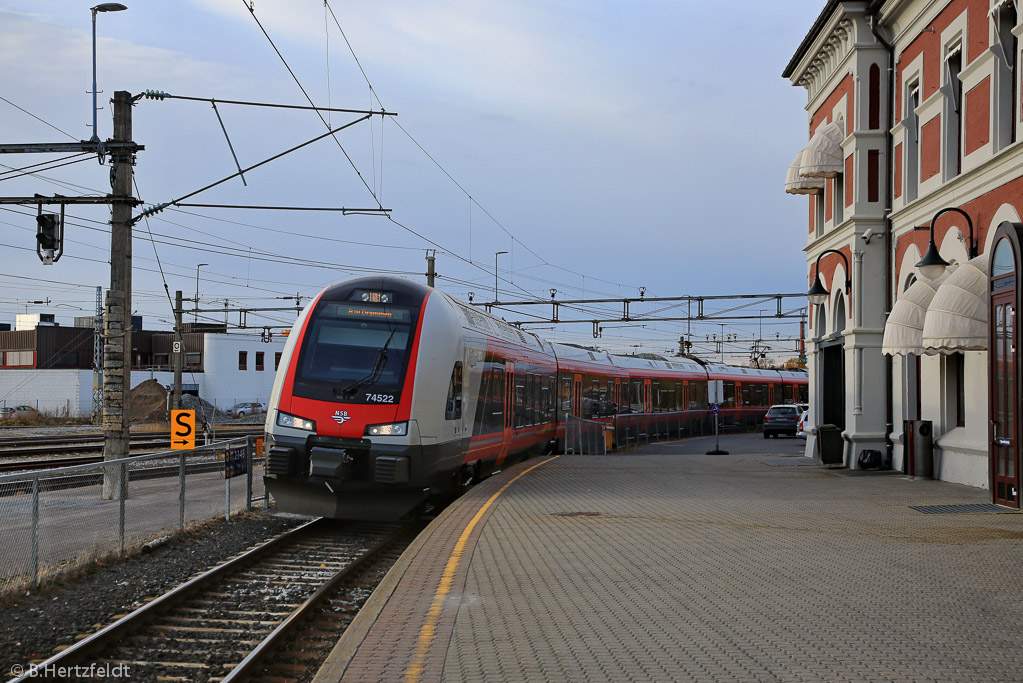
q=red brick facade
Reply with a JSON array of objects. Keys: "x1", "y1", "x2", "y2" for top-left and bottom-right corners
[{"x1": 964, "y1": 78, "x2": 991, "y2": 155}]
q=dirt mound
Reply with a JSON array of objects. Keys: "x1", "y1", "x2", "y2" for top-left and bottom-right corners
[{"x1": 130, "y1": 379, "x2": 169, "y2": 424}]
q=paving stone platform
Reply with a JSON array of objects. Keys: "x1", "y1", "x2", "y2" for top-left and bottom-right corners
[{"x1": 313, "y1": 433, "x2": 1023, "y2": 682}]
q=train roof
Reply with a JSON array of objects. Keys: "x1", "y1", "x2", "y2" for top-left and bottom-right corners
[
  {"x1": 609, "y1": 353, "x2": 706, "y2": 375},
  {"x1": 550, "y1": 343, "x2": 616, "y2": 366},
  {"x1": 441, "y1": 292, "x2": 551, "y2": 354},
  {"x1": 701, "y1": 363, "x2": 797, "y2": 381}
]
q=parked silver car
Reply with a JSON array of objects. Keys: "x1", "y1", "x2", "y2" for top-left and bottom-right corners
[
  {"x1": 797, "y1": 410, "x2": 810, "y2": 439},
  {"x1": 228, "y1": 401, "x2": 266, "y2": 418}
]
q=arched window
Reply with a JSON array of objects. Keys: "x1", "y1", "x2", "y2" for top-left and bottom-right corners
[
  {"x1": 993, "y1": 237, "x2": 1016, "y2": 278},
  {"x1": 834, "y1": 292, "x2": 847, "y2": 333}
]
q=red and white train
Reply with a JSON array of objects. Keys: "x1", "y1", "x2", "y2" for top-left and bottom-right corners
[{"x1": 264, "y1": 276, "x2": 807, "y2": 520}]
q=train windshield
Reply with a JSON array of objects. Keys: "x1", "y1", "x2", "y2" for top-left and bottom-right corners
[{"x1": 292, "y1": 302, "x2": 416, "y2": 403}]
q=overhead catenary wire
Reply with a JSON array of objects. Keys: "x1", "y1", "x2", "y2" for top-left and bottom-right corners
[
  {"x1": 0, "y1": 96, "x2": 78, "y2": 141},
  {"x1": 242, "y1": 0, "x2": 381, "y2": 207},
  {"x1": 0, "y1": 154, "x2": 93, "y2": 182},
  {"x1": 321, "y1": 0, "x2": 644, "y2": 296},
  {"x1": 135, "y1": 115, "x2": 372, "y2": 222}
]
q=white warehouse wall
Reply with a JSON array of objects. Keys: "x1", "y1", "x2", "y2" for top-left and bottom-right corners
[
  {"x1": 0, "y1": 369, "x2": 86, "y2": 416},
  {"x1": 200, "y1": 334, "x2": 285, "y2": 411},
  {"x1": 0, "y1": 333, "x2": 284, "y2": 418}
]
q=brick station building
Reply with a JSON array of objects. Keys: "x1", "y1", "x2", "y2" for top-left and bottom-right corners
[{"x1": 785, "y1": 0, "x2": 1023, "y2": 506}]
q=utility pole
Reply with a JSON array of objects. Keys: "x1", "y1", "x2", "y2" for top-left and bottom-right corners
[
  {"x1": 91, "y1": 285, "x2": 103, "y2": 424},
  {"x1": 172, "y1": 290, "x2": 183, "y2": 411},
  {"x1": 426, "y1": 250, "x2": 436, "y2": 287},
  {"x1": 102, "y1": 91, "x2": 135, "y2": 497}
]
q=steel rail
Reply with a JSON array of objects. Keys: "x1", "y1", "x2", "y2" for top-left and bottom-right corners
[
  {"x1": 222, "y1": 522, "x2": 419, "y2": 681},
  {"x1": 8, "y1": 517, "x2": 327, "y2": 682}
]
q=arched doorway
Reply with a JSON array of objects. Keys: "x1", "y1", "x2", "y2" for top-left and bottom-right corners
[
  {"x1": 819, "y1": 292, "x2": 846, "y2": 430},
  {"x1": 989, "y1": 222, "x2": 1022, "y2": 508}
]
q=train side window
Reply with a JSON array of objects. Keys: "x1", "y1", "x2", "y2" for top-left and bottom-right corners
[
  {"x1": 550, "y1": 375, "x2": 557, "y2": 422},
  {"x1": 722, "y1": 382, "x2": 736, "y2": 408},
  {"x1": 630, "y1": 380, "x2": 643, "y2": 413},
  {"x1": 515, "y1": 377, "x2": 526, "y2": 428},
  {"x1": 690, "y1": 380, "x2": 707, "y2": 409},
  {"x1": 474, "y1": 367, "x2": 492, "y2": 433},
  {"x1": 445, "y1": 361, "x2": 463, "y2": 420},
  {"x1": 560, "y1": 376, "x2": 572, "y2": 413},
  {"x1": 540, "y1": 376, "x2": 550, "y2": 424},
  {"x1": 528, "y1": 373, "x2": 537, "y2": 425}
]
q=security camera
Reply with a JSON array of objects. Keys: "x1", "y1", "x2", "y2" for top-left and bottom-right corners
[{"x1": 861, "y1": 228, "x2": 874, "y2": 243}]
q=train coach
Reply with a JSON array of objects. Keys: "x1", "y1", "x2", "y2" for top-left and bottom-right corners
[{"x1": 263, "y1": 276, "x2": 806, "y2": 520}]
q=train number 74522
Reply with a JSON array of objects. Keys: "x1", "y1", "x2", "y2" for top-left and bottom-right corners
[{"x1": 365, "y1": 393, "x2": 395, "y2": 403}]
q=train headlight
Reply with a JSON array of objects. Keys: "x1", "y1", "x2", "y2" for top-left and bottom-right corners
[
  {"x1": 365, "y1": 421, "x2": 408, "y2": 437},
  {"x1": 277, "y1": 411, "x2": 316, "y2": 432}
]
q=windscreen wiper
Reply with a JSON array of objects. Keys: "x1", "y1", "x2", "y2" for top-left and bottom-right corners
[{"x1": 339, "y1": 328, "x2": 397, "y2": 397}]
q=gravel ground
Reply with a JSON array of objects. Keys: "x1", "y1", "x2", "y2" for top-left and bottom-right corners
[{"x1": 0, "y1": 511, "x2": 310, "y2": 674}]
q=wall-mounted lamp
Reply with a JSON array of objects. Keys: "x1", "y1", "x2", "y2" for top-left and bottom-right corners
[
  {"x1": 914, "y1": 206, "x2": 976, "y2": 279},
  {"x1": 807, "y1": 249, "x2": 851, "y2": 306}
]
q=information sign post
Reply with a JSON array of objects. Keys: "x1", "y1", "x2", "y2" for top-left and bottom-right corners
[{"x1": 706, "y1": 402, "x2": 729, "y2": 455}]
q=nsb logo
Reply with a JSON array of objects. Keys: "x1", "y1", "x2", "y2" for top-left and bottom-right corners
[{"x1": 332, "y1": 410, "x2": 351, "y2": 425}]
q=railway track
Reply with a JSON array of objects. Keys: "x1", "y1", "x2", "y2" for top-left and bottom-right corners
[
  {"x1": 0, "y1": 426, "x2": 263, "y2": 459},
  {"x1": 13, "y1": 517, "x2": 423, "y2": 683}
]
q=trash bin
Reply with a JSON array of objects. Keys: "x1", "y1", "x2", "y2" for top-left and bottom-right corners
[
  {"x1": 904, "y1": 419, "x2": 933, "y2": 479},
  {"x1": 816, "y1": 424, "x2": 844, "y2": 465}
]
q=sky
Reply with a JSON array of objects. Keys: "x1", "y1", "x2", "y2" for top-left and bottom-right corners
[{"x1": 0, "y1": 0, "x2": 825, "y2": 362}]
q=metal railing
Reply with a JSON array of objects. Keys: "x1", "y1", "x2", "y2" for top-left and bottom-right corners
[
  {"x1": 564, "y1": 415, "x2": 608, "y2": 455},
  {"x1": 0, "y1": 436, "x2": 268, "y2": 594}
]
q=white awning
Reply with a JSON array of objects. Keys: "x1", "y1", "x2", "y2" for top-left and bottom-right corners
[
  {"x1": 921, "y1": 255, "x2": 990, "y2": 354},
  {"x1": 798, "y1": 120, "x2": 846, "y2": 178},
  {"x1": 989, "y1": 0, "x2": 1013, "y2": 16},
  {"x1": 881, "y1": 272, "x2": 950, "y2": 356},
  {"x1": 785, "y1": 151, "x2": 824, "y2": 195}
]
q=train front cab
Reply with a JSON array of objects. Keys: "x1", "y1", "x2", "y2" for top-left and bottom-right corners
[{"x1": 264, "y1": 277, "x2": 450, "y2": 521}]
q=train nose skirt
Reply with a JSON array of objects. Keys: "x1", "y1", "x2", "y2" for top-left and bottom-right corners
[{"x1": 309, "y1": 446, "x2": 355, "y2": 480}]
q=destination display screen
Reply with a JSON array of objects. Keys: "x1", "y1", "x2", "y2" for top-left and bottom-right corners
[{"x1": 325, "y1": 303, "x2": 411, "y2": 323}]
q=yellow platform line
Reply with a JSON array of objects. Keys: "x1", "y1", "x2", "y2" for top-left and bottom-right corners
[{"x1": 403, "y1": 456, "x2": 558, "y2": 682}]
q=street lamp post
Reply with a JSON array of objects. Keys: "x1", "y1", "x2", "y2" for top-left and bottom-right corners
[
  {"x1": 195, "y1": 263, "x2": 208, "y2": 324},
  {"x1": 494, "y1": 251, "x2": 508, "y2": 302},
  {"x1": 90, "y1": 3, "x2": 127, "y2": 144}
]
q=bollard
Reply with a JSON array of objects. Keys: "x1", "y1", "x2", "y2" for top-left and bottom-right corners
[{"x1": 178, "y1": 451, "x2": 186, "y2": 531}]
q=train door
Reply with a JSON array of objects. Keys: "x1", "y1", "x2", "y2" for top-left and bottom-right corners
[
  {"x1": 643, "y1": 379, "x2": 652, "y2": 413},
  {"x1": 768, "y1": 384, "x2": 775, "y2": 405},
  {"x1": 572, "y1": 374, "x2": 583, "y2": 416},
  {"x1": 499, "y1": 361, "x2": 515, "y2": 466}
]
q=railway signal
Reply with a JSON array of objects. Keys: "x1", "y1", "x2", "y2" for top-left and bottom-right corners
[{"x1": 171, "y1": 410, "x2": 195, "y2": 450}]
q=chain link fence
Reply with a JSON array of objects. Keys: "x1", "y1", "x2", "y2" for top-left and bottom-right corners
[{"x1": 0, "y1": 437, "x2": 268, "y2": 595}]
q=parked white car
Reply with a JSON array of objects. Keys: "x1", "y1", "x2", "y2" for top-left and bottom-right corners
[
  {"x1": 797, "y1": 410, "x2": 810, "y2": 439},
  {"x1": 228, "y1": 401, "x2": 267, "y2": 418}
]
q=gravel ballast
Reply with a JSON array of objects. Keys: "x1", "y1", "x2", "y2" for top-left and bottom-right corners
[{"x1": 0, "y1": 511, "x2": 309, "y2": 673}]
